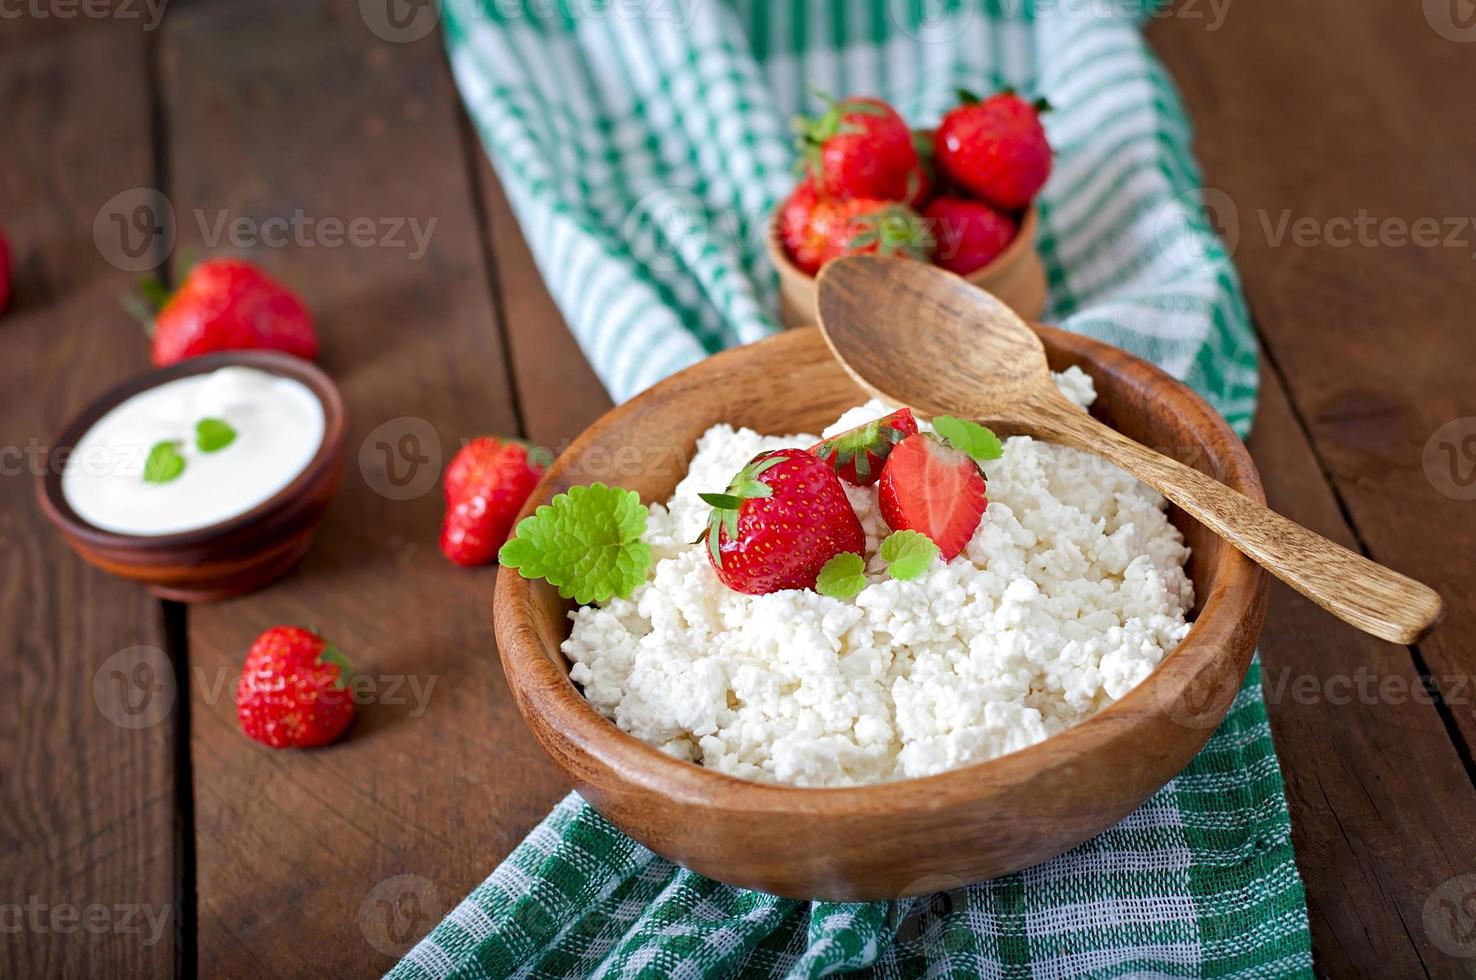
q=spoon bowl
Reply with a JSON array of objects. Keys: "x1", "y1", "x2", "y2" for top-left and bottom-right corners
[{"x1": 816, "y1": 255, "x2": 1444, "y2": 646}]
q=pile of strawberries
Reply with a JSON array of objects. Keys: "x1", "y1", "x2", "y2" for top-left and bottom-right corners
[
  {"x1": 779, "y1": 89, "x2": 1052, "y2": 278},
  {"x1": 700, "y1": 408, "x2": 989, "y2": 595}
]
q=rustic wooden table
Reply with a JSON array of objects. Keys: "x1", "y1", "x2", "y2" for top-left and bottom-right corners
[{"x1": 3, "y1": 2, "x2": 1473, "y2": 977}]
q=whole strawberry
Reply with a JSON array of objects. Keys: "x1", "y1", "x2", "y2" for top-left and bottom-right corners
[
  {"x1": 699, "y1": 448, "x2": 865, "y2": 595},
  {"x1": 812, "y1": 407, "x2": 918, "y2": 487},
  {"x1": 796, "y1": 95, "x2": 918, "y2": 201},
  {"x1": 235, "y1": 626, "x2": 355, "y2": 749},
  {"x1": 924, "y1": 196, "x2": 1018, "y2": 275},
  {"x1": 777, "y1": 178, "x2": 833, "y2": 276},
  {"x1": 440, "y1": 437, "x2": 545, "y2": 567},
  {"x1": 139, "y1": 257, "x2": 318, "y2": 366},
  {"x1": 0, "y1": 226, "x2": 11, "y2": 314},
  {"x1": 815, "y1": 199, "x2": 930, "y2": 267},
  {"x1": 935, "y1": 90, "x2": 1052, "y2": 211}
]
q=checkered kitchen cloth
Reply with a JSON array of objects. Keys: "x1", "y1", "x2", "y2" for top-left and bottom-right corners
[{"x1": 392, "y1": 1, "x2": 1312, "y2": 977}]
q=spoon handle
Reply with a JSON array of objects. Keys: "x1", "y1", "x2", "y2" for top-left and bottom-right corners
[{"x1": 1030, "y1": 398, "x2": 1444, "y2": 645}]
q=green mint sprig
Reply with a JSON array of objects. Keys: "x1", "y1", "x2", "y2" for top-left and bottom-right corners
[
  {"x1": 880, "y1": 531, "x2": 940, "y2": 581},
  {"x1": 143, "y1": 440, "x2": 185, "y2": 484},
  {"x1": 816, "y1": 553, "x2": 867, "y2": 599},
  {"x1": 195, "y1": 417, "x2": 237, "y2": 453},
  {"x1": 498, "y1": 483, "x2": 652, "y2": 604},
  {"x1": 932, "y1": 416, "x2": 1003, "y2": 465}
]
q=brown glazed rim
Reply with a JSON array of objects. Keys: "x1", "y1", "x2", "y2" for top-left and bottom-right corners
[{"x1": 37, "y1": 350, "x2": 346, "y2": 550}]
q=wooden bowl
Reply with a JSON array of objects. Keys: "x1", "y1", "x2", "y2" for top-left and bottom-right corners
[
  {"x1": 37, "y1": 350, "x2": 347, "y2": 602},
  {"x1": 494, "y1": 326, "x2": 1266, "y2": 900}
]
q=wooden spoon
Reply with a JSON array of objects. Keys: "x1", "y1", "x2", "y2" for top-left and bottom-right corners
[{"x1": 816, "y1": 255, "x2": 1444, "y2": 645}]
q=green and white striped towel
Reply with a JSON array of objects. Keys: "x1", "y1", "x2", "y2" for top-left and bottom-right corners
[{"x1": 392, "y1": 1, "x2": 1312, "y2": 976}]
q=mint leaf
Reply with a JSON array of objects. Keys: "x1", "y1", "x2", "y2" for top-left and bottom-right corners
[
  {"x1": 195, "y1": 417, "x2": 237, "y2": 453},
  {"x1": 815, "y1": 552, "x2": 867, "y2": 599},
  {"x1": 143, "y1": 440, "x2": 185, "y2": 484},
  {"x1": 881, "y1": 530, "x2": 939, "y2": 581},
  {"x1": 932, "y1": 416, "x2": 1003, "y2": 464},
  {"x1": 498, "y1": 483, "x2": 652, "y2": 605}
]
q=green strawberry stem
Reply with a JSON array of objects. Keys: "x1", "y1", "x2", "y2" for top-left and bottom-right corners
[{"x1": 317, "y1": 644, "x2": 353, "y2": 691}]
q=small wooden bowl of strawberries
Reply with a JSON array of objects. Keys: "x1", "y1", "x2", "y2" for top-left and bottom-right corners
[{"x1": 769, "y1": 90, "x2": 1052, "y2": 327}]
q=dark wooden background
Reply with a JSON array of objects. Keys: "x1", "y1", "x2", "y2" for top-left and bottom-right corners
[{"x1": 2, "y1": 0, "x2": 1473, "y2": 976}]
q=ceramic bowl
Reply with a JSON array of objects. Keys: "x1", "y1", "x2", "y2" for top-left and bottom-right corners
[
  {"x1": 37, "y1": 350, "x2": 346, "y2": 602},
  {"x1": 494, "y1": 325, "x2": 1266, "y2": 900}
]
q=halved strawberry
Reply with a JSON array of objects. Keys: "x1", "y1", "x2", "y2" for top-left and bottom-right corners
[
  {"x1": 699, "y1": 448, "x2": 865, "y2": 595},
  {"x1": 877, "y1": 433, "x2": 988, "y2": 560},
  {"x1": 811, "y1": 407, "x2": 919, "y2": 487}
]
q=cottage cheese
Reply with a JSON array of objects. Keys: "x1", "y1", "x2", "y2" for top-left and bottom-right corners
[{"x1": 564, "y1": 368, "x2": 1194, "y2": 787}]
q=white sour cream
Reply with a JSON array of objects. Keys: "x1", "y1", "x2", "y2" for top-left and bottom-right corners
[{"x1": 62, "y1": 366, "x2": 325, "y2": 536}]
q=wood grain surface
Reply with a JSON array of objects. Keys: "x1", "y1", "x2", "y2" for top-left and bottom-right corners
[
  {"x1": 2, "y1": 0, "x2": 1472, "y2": 975},
  {"x1": 157, "y1": 0, "x2": 563, "y2": 973},
  {"x1": 0, "y1": 23, "x2": 179, "y2": 979}
]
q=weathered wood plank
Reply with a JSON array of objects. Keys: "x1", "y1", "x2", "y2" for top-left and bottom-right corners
[
  {"x1": 160, "y1": 1, "x2": 564, "y2": 973},
  {"x1": 1147, "y1": 0, "x2": 1476, "y2": 745},
  {"x1": 472, "y1": 150, "x2": 615, "y2": 449},
  {"x1": 0, "y1": 24, "x2": 178, "y2": 980},
  {"x1": 1248, "y1": 369, "x2": 1476, "y2": 977}
]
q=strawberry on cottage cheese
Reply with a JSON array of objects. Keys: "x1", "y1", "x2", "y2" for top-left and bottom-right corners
[{"x1": 563, "y1": 368, "x2": 1194, "y2": 788}]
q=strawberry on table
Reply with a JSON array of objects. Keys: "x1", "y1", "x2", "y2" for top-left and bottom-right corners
[
  {"x1": 235, "y1": 626, "x2": 355, "y2": 749},
  {"x1": 923, "y1": 196, "x2": 1018, "y2": 275},
  {"x1": 795, "y1": 94, "x2": 919, "y2": 201},
  {"x1": 878, "y1": 417, "x2": 1003, "y2": 561},
  {"x1": 935, "y1": 89, "x2": 1052, "y2": 211},
  {"x1": 440, "y1": 437, "x2": 546, "y2": 567},
  {"x1": 812, "y1": 407, "x2": 918, "y2": 487},
  {"x1": 699, "y1": 448, "x2": 865, "y2": 595},
  {"x1": 777, "y1": 177, "x2": 833, "y2": 276},
  {"x1": 137, "y1": 257, "x2": 318, "y2": 366}
]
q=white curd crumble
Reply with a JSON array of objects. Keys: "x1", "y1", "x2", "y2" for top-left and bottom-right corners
[{"x1": 563, "y1": 368, "x2": 1194, "y2": 787}]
